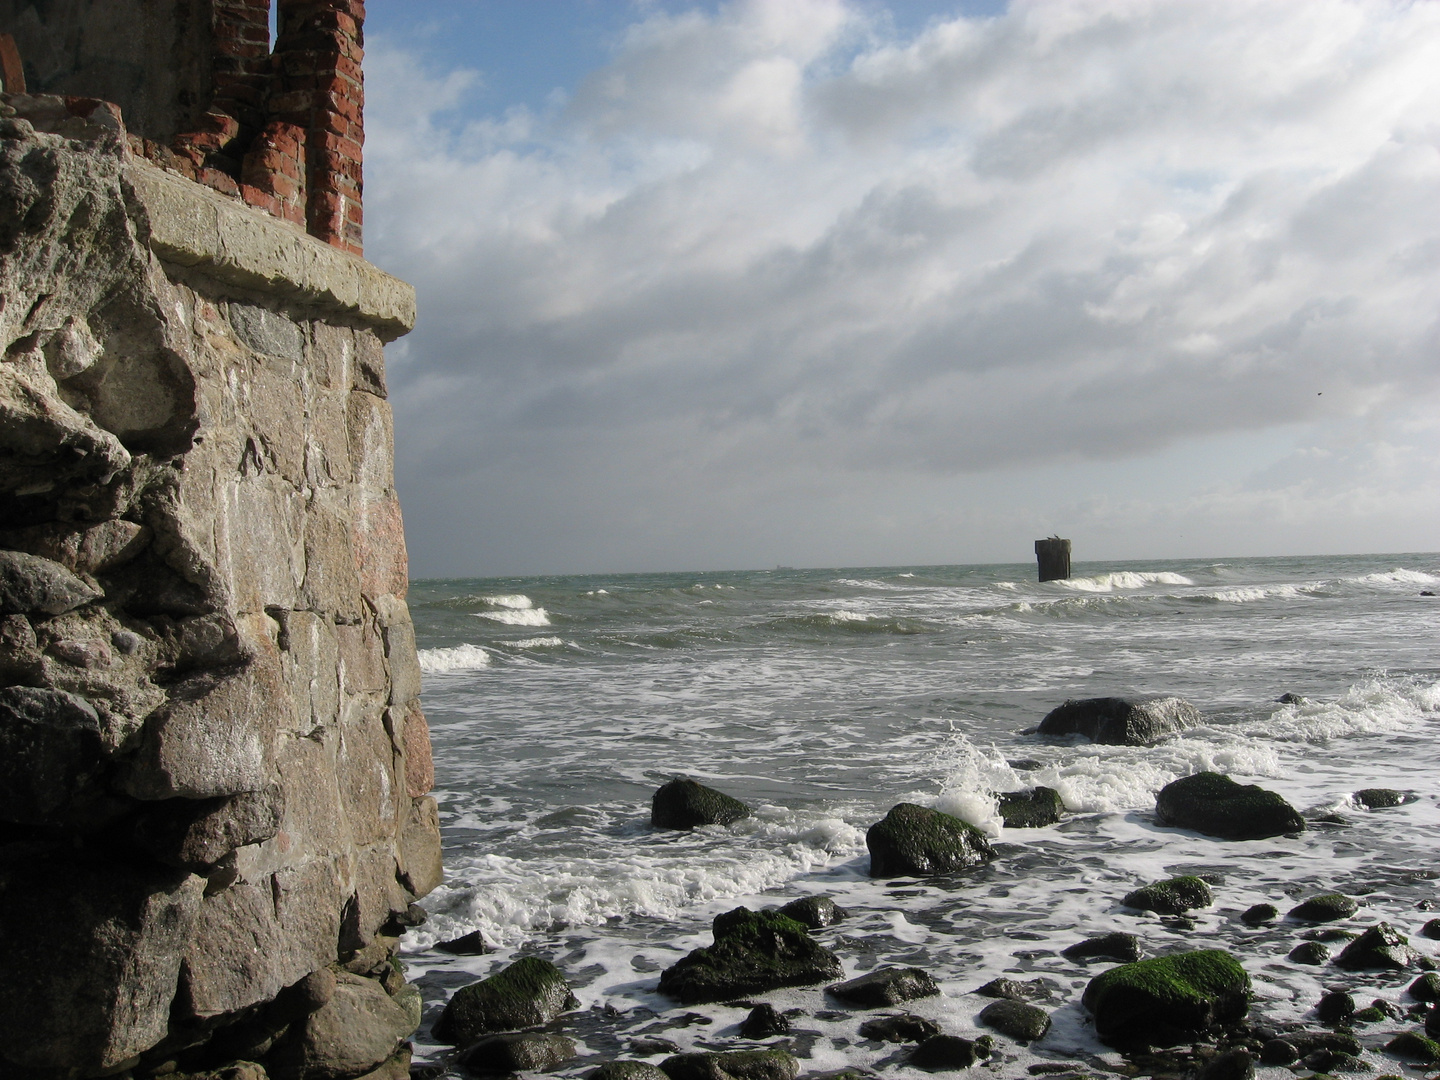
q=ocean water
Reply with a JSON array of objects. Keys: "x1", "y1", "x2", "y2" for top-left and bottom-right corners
[{"x1": 401, "y1": 554, "x2": 1440, "y2": 1075}]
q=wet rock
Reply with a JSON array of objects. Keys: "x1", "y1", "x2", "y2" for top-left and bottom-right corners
[
  {"x1": 777, "y1": 895, "x2": 847, "y2": 929},
  {"x1": 432, "y1": 957, "x2": 579, "y2": 1045},
  {"x1": 588, "y1": 1064, "x2": 671, "y2": 1080},
  {"x1": 1336, "y1": 923, "x2": 1419, "y2": 970},
  {"x1": 1035, "y1": 696, "x2": 1200, "y2": 745},
  {"x1": 1302, "y1": 927, "x2": 1357, "y2": 943},
  {"x1": 1062, "y1": 932, "x2": 1143, "y2": 963},
  {"x1": 1421, "y1": 919, "x2": 1440, "y2": 940},
  {"x1": 866, "y1": 803, "x2": 995, "y2": 878},
  {"x1": 1276, "y1": 693, "x2": 1307, "y2": 704},
  {"x1": 1241, "y1": 904, "x2": 1278, "y2": 927},
  {"x1": 1317, "y1": 992, "x2": 1356, "y2": 1024},
  {"x1": 631, "y1": 1039, "x2": 682, "y2": 1056},
  {"x1": 828, "y1": 967, "x2": 940, "y2": 1009},
  {"x1": 1353, "y1": 788, "x2": 1410, "y2": 809},
  {"x1": 910, "y1": 1034, "x2": 987, "y2": 1070},
  {"x1": 461, "y1": 1032, "x2": 577, "y2": 1074},
  {"x1": 1123, "y1": 876, "x2": 1212, "y2": 916},
  {"x1": 1408, "y1": 973, "x2": 1440, "y2": 1002},
  {"x1": 435, "y1": 930, "x2": 491, "y2": 956},
  {"x1": 657, "y1": 907, "x2": 842, "y2": 1005},
  {"x1": 268, "y1": 972, "x2": 417, "y2": 1080},
  {"x1": 1154, "y1": 772, "x2": 1305, "y2": 840},
  {"x1": 1259, "y1": 1039, "x2": 1298, "y2": 1065},
  {"x1": 1008, "y1": 759, "x2": 1042, "y2": 772},
  {"x1": 1289, "y1": 894, "x2": 1359, "y2": 922},
  {"x1": 0, "y1": 549, "x2": 102, "y2": 615},
  {"x1": 859, "y1": 1014, "x2": 942, "y2": 1043},
  {"x1": 1289, "y1": 942, "x2": 1330, "y2": 965},
  {"x1": 1386, "y1": 1031, "x2": 1440, "y2": 1064},
  {"x1": 0, "y1": 684, "x2": 106, "y2": 826},
  {"x1": 651, "y1": 778, "x2": 750, "y2": 830},
  {"x1": 1428, "y1": 1005, "x2": 1440, "y2": 1039},
  {"x1": 659, "y1": 1048, "x2": 799, "y2": 1080},
  {"x1": 997, "y1": 787, "x2": 1064, "y2": 828},
  {"x1": 974, "y1": 977, "x2": 1051, "y2": 1001},
  {"x1": 739, "y1": 1003, "x2": 790, "y2": 1039},
  {"x1": 1196, "y1": 1048, "x2": 1254, "y2": 1080},
  {"x1": 978, "y1": 999, "x2": 1050, "y2": 1042},
  {"x1": 1080, "y1": 949, "x2": 1250, "y2": 1048}
]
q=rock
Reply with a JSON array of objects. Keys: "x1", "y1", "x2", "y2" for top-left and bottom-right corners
[
  {"x1": 1122, "y1": 876, "x2": 1212, "y2": 916},
  {"x1": 1408, "y1": 973, "x2": 1440, "y2": 1002},
  {"x1": 0, "y1": 549, "x2": 102, "y2": 615},
  {"x1": 659, "y1": 1049, "x2": 799, "y2": 1080},
  {"x1": 910, "y1": 1035, "x2": 987, "y2": 1070},
  {"x1": 1080, "y1": 949, "x2": 1250, "y2": 1048},
  {"x1": 1354, "y1": 788, "x2": 1410, "y2": 809},
  {"x1": 1428, "y1": 1005, "x2": 1440, "y2": 1039},
  {"x1": 1422, "y1": 919, "x2": 1440, "y2": 940},
  {"x1": 460, "y1": 1033, "x2": 577, "y2": 1074},
  {"x1": 1062, "y1": 932, "x2": 1143, "y2": 963},
  {"x1": 828, "y1": 967, "x2": 940, "y2": 1008},
  {"x1": 1276, "y1": 693, "x2": 1307, "y2": 704},
  {"x1": 1289, "y1": 894, "x2": 1359, "y2": 922},
  {"x1": 0, "y1": 684, "x2": 106, "y2": 826},
  {"x1": 269, "y1": 971, "x2": 417, "y2": 1080},
  {"x1": 978, "y1": 999, "x2": 1050, "y2": 1042},
  {"x1": 997, "y1": 787, "x2": 1064, "y2": 828},
  {"x1": 432, "y1": 957, "x2": 579, "y2": 1045},
  {"x1": 588, "y1": 1064, "x2": 672, "y2": 1080},
  {"x1": 1196, "y1": 1048, "x2": 1255, "y2": 1080},
  {"x1": 866, "y1": 803, "x2": 995, "y2": 878},
  {"x1": 132, "y1": 785, "x2": 285, "y2": 868},
  {"x1": 1035, "y1": 696, "x2": 1200, "y2": 745},
  {"x1": 1259, "y1": 1039, "x2": 1299, "y2": 1065},
  {"x1": 739, "y1": 1003, "x2": 790, "y2": 1039},
  {"x1": 651, "y1": 778, "x2": 750, "y2": 829},
  {"x1": 436, "y1": 930, "x2": 492, "y2": 955},
  {"x1": 1154, "y1": 772, "x2": 1306, "y2": 840},
  {"x1": 777, "y1": 895, "x2": 847, "y2": 929},
  {"x1": 1288, "y1": 942, "x2": 1330, "y2": 965},
  {"x1": 1241, "y1": 904, "x2": 1278, "y2": 927},
  {"x1": 1386, "y1": 1032, "x2": 1440, "y2": 1064},
  {"x1": 859, "y1": 1014, "x2": 942, "y2": 1043},
  {"x1": 657, "y1": 907, "x2": 842, "y2": 1005},
  {"x1": 974, "y1": 977, "x2": 1051, "y2": 1001},
  {"x1": 1335, "y1": 923, "x2": 1419, "y2": 970},
  {"x1": 1316, "y1": 992, "x2": 1356, "y2": 1024}
]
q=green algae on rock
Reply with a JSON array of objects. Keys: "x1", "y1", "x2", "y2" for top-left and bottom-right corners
[
  {"x1": 657, "y1": 907, "x2": 842, "y2": 1005},
  {"x1": 1155, "y1": 772, "x2": 1305, "y2": 840},
  {"x1": 1289, "y1": 894, "x2": 1359, "y2": 922},
  {"x1": 997, "y1": 787, "x2": 1065, "y2": 828},
  {"x1": 432, "y1": 957, "x2": 579, "y2": 1045},
  {"x1": 1123, "y1": 875, "x2": 1213, "y2": 916},
  {"x1": 1081, "y1": 949, "x2": 1250, "y2": 1048},
  {"x1": 866, "y1": 803, "x2": 995, "y2": 877},
  {"x1": 659, "y1": 1048, "x2": 800, "y2": 1080},
  {"x1": 1334, "y1": 922, "x2": 1419, "y2": 970},
  {"x1": 651, "y1": 778, "x2": 751, "y2": 830}
]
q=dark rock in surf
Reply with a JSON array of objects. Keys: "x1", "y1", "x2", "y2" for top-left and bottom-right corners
[
  {"x1": 659, "y1": 1049, "x2": 799, "y2": 1080},
  {"x1": 1335, "y1": 922, "x2": 1419, "y2": 971},
  {"x1": 1123, "y1": 875, "x2": 1213, "y2": 916},
  {"x1": 1386, "y1": 1031, "x2": 1440, "y2": 1064},
  {"x1": 1409, "y1": 973, "x2": 1440, "y2": 1002},
  {"x1": 1035, "y1": 696, "x2": 1201, "y2": 746},
  {"x1": 461, "y1": 1032, "x2": 577, "y2": 1074},
  {"x1": 1353, "y1": 788, "x2": 1411, "y2": 809},
  {"x1": 859, "y1": 1014, "x2": 941, "y2": 1043},
  {"x1": 738, "y1": 1003, "x2": 790, "y2": 1039},
  {"x1": 435, "y1": 930, "x2": 491, "y2": 955},
  {"x1": 1288, "y1": 942, "x2": 1329, "y2": 965},
  {"x1": 866, "y1": 803, "x2": 994, "y2": 878},
  {"x1": 657, "y1": 907, "x2": 841, "y2": 1005},
  {"x1": 588, "y1": 1064, "x2": 671, "y2": 1080},
  {"x1": 651, "y1": 778, "x2": 750, "y2": 830},
  {"x1": 1259, "y1": 1039, "x2": 1299, "y2": 1065},
  {"x1": 1063, "y1": 932, "x2": 1143, "y2": 963},
  {"x1": 777, "y1": 895, "x2": 847, "y2": 929},
  {"x1": 1081, "y1": 950, "x2": 1250, "y2": 1048},
  {"x1": 1241, "y1": 904, "x2": 1278, "y2": 927},
  {"x1": 1276, "y1": 693, "x2": 1307, "y2": 705},
  {"x1": 974, "y1": 977, "x2": 1052, "y2": 1001},
  {"x1": 910, "y1": 1035, "x2": 988, "y2": 1071},
  {"x1": 1288, "y1": 894, "x2": 1358, "y2": 922},
  {"x1": 978, "y1": 999, "x2": 1050, "y2": 1042},
  {"x1": 1196, "y1": 1048, "x2": 1255, "y2": 1080},
  {"x1": 1316, "y1": 991, "x2": 1356, "y2": 1024},
  {"x1": 828, "y1": 967, "x2": 940, "y2": 1008},
  {"x1": 1423, "y1": 919, "x2": 1440, "y2": 940},
  {"x1": 997, "y1": 787, "x2": 1064, "y2": 828},
  {"x1": 1155, "y1": 772, "x2": 1305, "y2": 840},
  {"x1": 432, "y1": 957, "x2": 578, "y2": 1045}
]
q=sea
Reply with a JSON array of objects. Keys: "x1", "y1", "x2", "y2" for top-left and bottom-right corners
[{"x1": 400, "y1": 553, "x2": 1440, "y2": 1076}]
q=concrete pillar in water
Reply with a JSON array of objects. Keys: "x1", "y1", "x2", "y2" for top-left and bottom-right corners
[{"x1": 1035, "y1": 537, "x2": 1071, "y2": 582}]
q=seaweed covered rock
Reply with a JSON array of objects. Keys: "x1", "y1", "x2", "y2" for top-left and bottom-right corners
[
  {"x1": 1063, "y1": 932, "x2": 1143, "y2": 963},
  {"x1": 827, "y1": 967, "x2": 940, "y2": 1008},
  {"x1": 657, "y1": 908, "x2": 842, "y2": 1005},
  {"x1": 1289, "y1": 894, "x2": 1358, "y2": 922},
  {"x1": 978, "y1": 999, "x2": 1050, "y2": 1042},
  {"x1": 1081, "y1": 949, "x2": 1250, "y2": 1048},
  {"x1": 432, "y1": 957, "x2": 579, "y2": 1045},
  {"x1": 910, "y1": 1035, "x2": 988, "y2": 1070},
  {"x1": 777, "y1": 895, "x2": 847, "y2": 929},
  {"x1": 859, "y1": 1014, "x2": 942, "y2": 1043},
  {"x1": 1155, "y1": 773, "x2": 1305, "y2": 840},
  {"x1": 588, "y1": 1064, "x2": 671, "y2": 1080},
  {"x1": 1035, "y1": 697, "x2": 1200, "y2": 746},
  {"x1": 651, "y1": 779, "x2": 751, "y2": 830},
  {"x1": 1196, "y1": 1048, "x2": 1255, "y2": 1080},
  {"x1": 1335, "y1": 923, "x2": 1419, "y2": 971},
  {"x1": 1316, "y1": 991, "x2": 1356, "y2": 1024},
  {"x1": 1241, "y1": 904, "x2": 1278, "y2": 927},
  {"x1": 1409, "y1": 973, "x2": 1440, "y2": 1002},
  {"x1": 866, "y1": 803, "x2": 994, "y2": 878},
  {"x1": 997, "y1": 787, "x2": 1064, "y2": 828},
  {"x1": 975, "y1": 977, "x2": 1052, "y2": 1001},
  {"x1": 1123, "y1": 876, "x2": 1213, "y2": 916},
  {"x1": 1354, "y1": 788, "x2": 1410, "y2": 809},
  {"x1": 659, "y1": 1048, "x2": 799, "y2": 1080},
  {"x1": 461, "y1": 1033, "x2": 577, "y2": 1074},
  {"x1": 738, "y1": 1003, "x2": 790, "y2": 1039},
  {"x1": 1288, "y1": 942, "x2": 1329, "y2": 965},
  {"x1": 1386, "y1": 1032, "x2": 1440, "y2": 1064}
]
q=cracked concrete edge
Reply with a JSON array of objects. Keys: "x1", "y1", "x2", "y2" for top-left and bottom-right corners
[{"x1": 124, "y1": 161, "x2": 417, "y2": 341}]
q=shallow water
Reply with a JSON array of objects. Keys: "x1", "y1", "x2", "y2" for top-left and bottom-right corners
[{"x1": 402, "y1": 554, "x2": 1440, "y2": 1076}]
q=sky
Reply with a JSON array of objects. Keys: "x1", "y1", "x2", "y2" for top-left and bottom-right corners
[{"x1": 362, "y1": 0, "x2": 1440, "y2": 578}]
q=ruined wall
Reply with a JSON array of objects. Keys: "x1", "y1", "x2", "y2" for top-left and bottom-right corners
[{"x1": 0, "y1": 91, "x2": 437, "y2": 1079}]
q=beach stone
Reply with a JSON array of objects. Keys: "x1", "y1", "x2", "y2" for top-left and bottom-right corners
[
  {"x1": 1289, "y1": 942, "x2": 1330, "y2": 965},
  {"x1": 1063, "y1": 932, "x2": 1143, "y2": 963},
  {"x1": 1290, "y1": 894, "x2": 1359, "y2": 922},
  {"x1": 1408, "y1": 973, "x2": 1440, "y2": 1002},
  {"x1": 1419, "y1": 919, "x2": 1440, "y2": 940},
  {"x1": 657, "y1": 907, "x2": 842, "y2": 1005},
  {"x1": 271, "y1": 971, "x2": 417, "y2": 1080},
  {"x1": 651, "y1": 778, "x2": 751, "y2": 829},
  {"x1": 777, "y1": 895, "x2": 847, "y2": 929},
  {"x1": 978, "y1": 999, "x2": 1050, "y2": 1042},
  {"x1": 997, "y1": 787, "x2": 1064, "y2": 828},
  {"x1": 975, "y1": 977, "x2": 1051, "y2": 1001},
  {"x1": 1123, "y1": 876, "x2": 1212, "y2": 916},
  {"x1": 1035, "y1": 696, "x2": 1200, "y2": 745},
  {"x1": 1081, "y1": 949, "x2": 1250, "y2": 1048},
  {"x1": 0, "y1": 685, "x2": 106, "y2": 826},
  {"x1": 739, "y1": 1003, "x2": 790, "y2": 1039},
  {"x1": 460, "y1": 1033, "x2": 577, "y2": 1074},
  {"x1": 1335, "y1": 923, "x2": 1419, "y2": 970},
  {"x1": 910, "y1": 1035, "x2": 987, "y2": 1070},
  {"x1": 0, "y1": 549, "x2": 102, "y2": 615},
  {"x1": 1354, "y1": 788, "x2": 1410, "y2": 809},
  {"x1": 1196, "y1": 1048, "x2": 1255, "y2": 1080},
  {"x1": 1317, "y1": 992, "x2": 1356, "y2": 1024},
  {"x1": 1386, "y1": 1032, "x2": 1440, "y2": 1064},
  {"x1": 435, "y1": 930, "x2": 491, "y2": 955},
  {"x1": 1259, "y1": 1039, "x2": 1299, "y2": 1065},
  {"x1": 1155, "y1": 772, "x2": 1306, "y2": 840},
  {"x1": 859, "y1": 1014, "x2": 942, "y2": 1043},
  {"x1": 659, "y1": 1049, "x2": 799, "y2": 1080},
  {"x1": 1241, "y1": 904, "x2": 1279, "y2": 926},
  {"x1": 588, "y1": 1064, "x2": 671, "y2": 1080},
  {"x1": 866, "y1": 803, "x2": 995, "y2": 878},
  {"x1": 432, "y1": 956, "x2": 579, "y2": 1044},
  {"x1": 828, "y1": 967, "x2": 940, "y2": 1008}
]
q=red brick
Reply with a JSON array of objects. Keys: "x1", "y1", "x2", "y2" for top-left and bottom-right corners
[
  {"x1": 199, "y1": 168, "x2": 241, "y2": 197},
  {"x1": 241, "y1": 184, "x2": 282, "y2": 216}
]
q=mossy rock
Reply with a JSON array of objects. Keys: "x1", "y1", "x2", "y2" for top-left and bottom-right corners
[
  {"x1": 659, "y1": 1048, "x2": 799, "y2": 1080},
  {"x1": 859, "y1": 1014, "x2": 941, "y2": 1043},
  {"x1": 1081, "y1": 949, "x2": 1250, "y2": 1048},
  {"x1": 910, "y1": 1034, "x2": 988, "y2": 1070},
  {"x1": 651, "y1": 778, "x2": 750, "y2": 829},
  {"x1": 1241, "y1": 903, "x2": 1278, "y2": 926},
  {"x1": 997, "y1": 787, "x2": 1064, "y2": 828},
  {"x1": 1388, "y1": 1032, "x2": 1440, "y2": 1064},
  {"x1": 1123, "y1": 875, "x2": 1213, "y2": 916},
  {"x1": 1062, "y1": 932, "x2": 1142, "y2": 963},
  {"x1": 1289, "y1": 894, "x2": 1359, "y2": 922},
  {"x1": 432, "y1": 956, "x2": 578, "y2": 1045},
  {"x1": 1155, "y1": 772, "x2": 1305, "y2": 840},
  {"x1": 1316, "y1": 991, "x2": 1355, "y2": 1024},
  {"x1": 459, "y1": 1032, "x2": 576, "y2": 1073},
  {"x1": 1288, "y1": 941, "x2": 1330, "y2": 965},
  {"x1": 974, "y1": 976, "x2": 1052, "y2": 1001},
  {"x1": 738, "y1": 1002, "x2": 789, "y2": 1039},
  {"x1": 1408, "y1": 973, "x2": 1440, "y2": 1002},
  {"x1": 827, "y1": 966, "x2": 940, "y2": 1008},
  {"x1": 1335, "y1": 923, "x2": 1419, "y2": 971},
  {"x1": 1035, "y1": 696, "x2": 1201, "y2": 745},
  {"x1": 776, "y1": 895, "x2": 847, "y2": 929},
  {"x1": 587, "y1": 1064, "x2": 671, "y2": 1080},
  {"x1": 1354, "y1": 788, "x2": 1411, "y2": 809},
  {"x1": 1421, "y1": 918, "x2": 1440, "y2": 940},
  {"x1": 866, "y1": 803, "x2": 995, "y2": 878},
  {"x1": 656, "y1": 907, "x2": 842, "y2": 1004},
  {"x1": 978, "y1": 999, "x2": 1050, "y2": 1042}
]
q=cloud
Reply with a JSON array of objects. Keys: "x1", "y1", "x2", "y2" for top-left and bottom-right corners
[{"x1": 364, "y1": 0, "x2": 1440, "y2": 573}]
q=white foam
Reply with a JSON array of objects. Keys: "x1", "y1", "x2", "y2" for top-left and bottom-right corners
[
  {"x1": 898, "y1": 572, "x2": 915, "y2": 578},
  {"x1": 829, "y1": 610, "x2": 870, "y2": 623},
  {"x1": 1349, "y1": 568, "x2": 1438, "y2": 586},
  {"x1": 474, "y1": 608, "x2": 551, "y2": 626},
  {"x1": 509, "y1": 636, "x2": 565, "y2": 649},
  {"x1": 1208, "y1": 584, "x2": 1305, "y2": 603},
  {"x1": 1058, "y1": 570, "x2": 1194, "y2": 592},
  {"x1": 1254, "y1": 676, "x2": 1440, "y2": 743},
  {"x1": 417, "y1": 643, "x2": 491, "y2": 673},
  {"x1": 481, "y1": 593, "x2": 535, "y2": 609}
]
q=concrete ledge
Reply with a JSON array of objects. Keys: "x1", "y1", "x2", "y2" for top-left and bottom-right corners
[{"x1": 125, "y1": 161, "x2": 416, "y2": 341}]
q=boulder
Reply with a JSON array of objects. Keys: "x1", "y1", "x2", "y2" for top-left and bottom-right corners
[
  {"x1": 0, "y1": 549, "x2": 102, "y2": 615},
  {"x1": 132, "y1": 785, "x2": 284, "y2": 869},
  {"x1": 1408, "y1": 973, "x2": 1440, "y2": 1002},
  {"x1": 866, "y1": 803, "x2": 995, "y2": 878},
  {"x1": 269, "y1": 972, "x2": 417, "y2": 1080},
  {"x1": 1154, "y1": 772, "x2": 1305, "y2": 840},
  {"x1": 1334, "y1": 923, "x2": 1419, "y2": 971},
  {"x1": 1424, "y1": 918, "x2": 1440, "y2": 940},
  {"x1": 978, "y1": 999, "x2": 1050, "y2": 1042},
  {"x1": 1386, "y1": 1032, "x2": 1440, "y2": 1064},
  {"x1": 1240, "y1": 904, "x2": 1278, "y2": 926},
  {"x1": 996, "y1": 787, "x2": 1064, "y2": 828},
  {"x1": 1122, "y1": 876, "x2": 1213, "y2": 916},
  {"x1": 460, "y1": 1033, "x2": 577, "y2": 1074},
  {"x1": 1259, "y1": 1038, "x2": 1299, "y2": 1065},
  {"x1": 1353, "y1": 788, "x2": 1410, "y2": 809},
  {"x1": 1316, "y1": 991, "x2": 1355, "y2": 1024},
  {"x1": 432, "y1": 957, "x2": 579, "y2": 1045},
  {"x1": 657, "y1": 907, "x2": 842, "y2": 1005},
  {"x1": 651, "y1": 778, "x2": 750, "y2": 829},
  {"x1": 858, "y1": 1014, "x2": 942, "y2": 1043},
  {"x1": 827, "y1": 967, "x2": 940, "y2": 1008},
  {"x1": 1062, "y1": 932, "x2": 1142, "y2": 963},
  {"x1": 1288, "y1": 893, "x2": 1358, "y2": 922},
  {"x1": 1196, "y1": 1048, "x2": 1255, "y2": 1080},
  {"x1": 1287, "y1": 942, "x2": 1329, "y2": 965},
  {"x1": 974, "y1": 977, "x2": 1051, "y2": 1001},
  {"x1": 738, "y1": 1003, "x2": 790, "y2": 1039},
  {"x1": 777, "y1": 895, "x2": 847, "y2": 929},
  {"x1": 0, "y1": 685, "x2": 106, "y2": 826},
  {"x1": 1080, "y1": 949, "x2": 1250, "y2": 1048},
  {"x1": 588, "y1": 1064, "x2": 671, "y2": 1080},
  {"x1": 659, "y1": 1049, "x2": 799, "y2": 1080},
  {"x1": 1035, "y1": 696, "x2": 1200, "y2": 745},
  {"x1": 910, "y1": 1035, "x2": 987, "y2": 1070},
  {"x1": 435, "y1": 930, "x2": 491, "y2": 955}
]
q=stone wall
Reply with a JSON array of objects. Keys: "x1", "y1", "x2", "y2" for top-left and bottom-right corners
[{"x1": 0, "y1": 90, "x2": 437, "y2": 1079}]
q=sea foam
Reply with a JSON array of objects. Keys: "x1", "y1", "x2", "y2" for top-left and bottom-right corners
[{"x1": 417, "y1": 643, "x2": 491, "y2": 673}]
